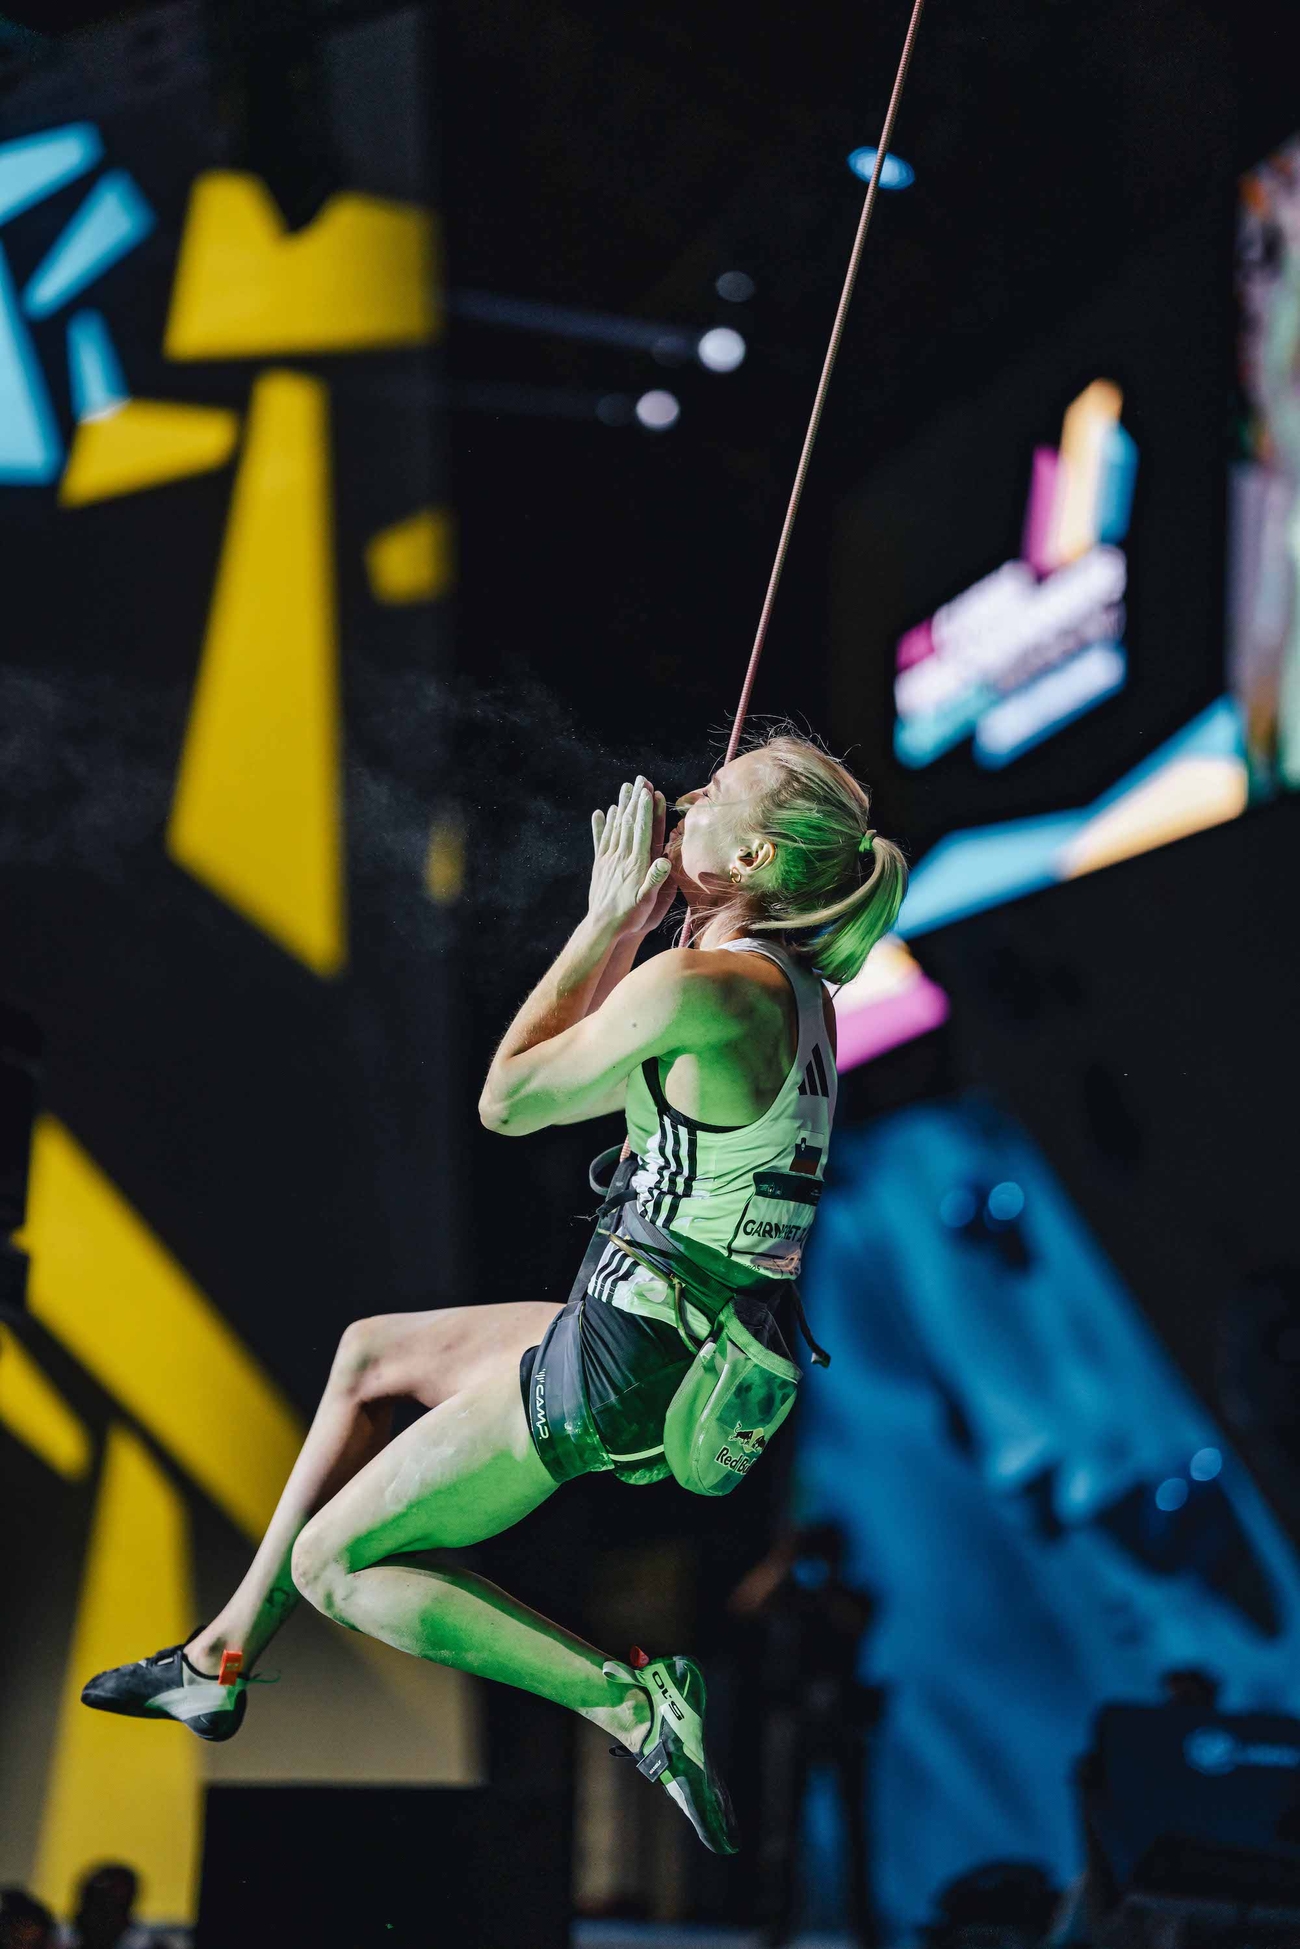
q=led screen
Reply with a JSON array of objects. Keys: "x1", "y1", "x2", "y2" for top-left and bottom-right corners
[
  {"x1": 1230, "y1": 131, "x2": 1300, "y2": 796},
  {"x1": 831, "y1": 204, "x2": 1247, "y2": 1060},
  {"x1": 893, "y1": 379, "x2": 1137, "y2": 773}
]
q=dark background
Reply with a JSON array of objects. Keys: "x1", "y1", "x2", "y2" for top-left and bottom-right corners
[
  {"x1": 436, "y1": 0, "x2": 1300, "y2": 1911},
  {"x1": 2, "y1": 0, "x2": 1300, "y2": 1928}
]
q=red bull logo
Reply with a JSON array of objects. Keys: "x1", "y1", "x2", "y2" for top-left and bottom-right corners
[{"x1": 715, "y1": 1426, "x2": 767, "y2": 1476}]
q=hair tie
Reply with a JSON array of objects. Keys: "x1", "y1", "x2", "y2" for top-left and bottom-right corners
[{"x1": 858, "y1": 829, "x2": 876, "y2": 856}]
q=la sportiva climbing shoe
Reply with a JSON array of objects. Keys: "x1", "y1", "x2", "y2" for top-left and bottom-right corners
[
  {"x1": 605, "y1": 1647, "x2": 740, "y2": 1855},
  {"x1": 81, "y1": 1642, "x2": 249, "y2": 1743}
]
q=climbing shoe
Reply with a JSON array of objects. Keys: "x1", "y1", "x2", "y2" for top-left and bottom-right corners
[
  {"x1": 605, "y1": 1646, "x2": 740, "y2": 1854},
  {"x1": 81, "y1": 1641, "x2": 250, "y2": 1743}
]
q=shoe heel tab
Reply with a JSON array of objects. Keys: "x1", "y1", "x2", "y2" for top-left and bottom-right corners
[{"x1": 629, "y1": 1645, "x2": 651, "y2": 1669}]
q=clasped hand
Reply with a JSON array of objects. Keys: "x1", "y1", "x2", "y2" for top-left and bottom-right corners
[{"x1": 588, "y1": 775, "x2": 677, "y2": 939}]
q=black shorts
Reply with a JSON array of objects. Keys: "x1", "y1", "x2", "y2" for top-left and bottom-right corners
[{"x1": 519, "y1": 1296, "x2": 698, "y2": 1487}]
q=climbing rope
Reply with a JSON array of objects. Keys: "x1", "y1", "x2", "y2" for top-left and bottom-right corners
[{"x1": 723, "y1": 0, "x2": 929, "y2": 763}]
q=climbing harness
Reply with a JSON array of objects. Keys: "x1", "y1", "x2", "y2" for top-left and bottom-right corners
[{"x1": 584, "y1": 1144, "x2": 829, "y2": 1498}]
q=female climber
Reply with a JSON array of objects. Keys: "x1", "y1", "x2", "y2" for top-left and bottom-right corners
[{"x1": 81, "y1": 728, "x2": 906, "y2": 1856}]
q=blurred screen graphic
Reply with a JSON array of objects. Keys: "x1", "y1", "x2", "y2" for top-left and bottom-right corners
[
  {"x1": 894, "y1": 379, "x2": 1136, "y2": 773},
  {"x1": 832, "y1": 202, "x2": 1250, "y2": 1068},
  {"x1": 1230, "y1": 130, "x2": 1300, "y2": 798}
]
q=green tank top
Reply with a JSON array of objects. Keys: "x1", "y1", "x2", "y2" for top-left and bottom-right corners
[{"x1": 623, "y1": 937, "x2": 836, "y2": 1282}]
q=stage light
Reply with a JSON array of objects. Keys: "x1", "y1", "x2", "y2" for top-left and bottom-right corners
[
  {"x1": 635, "y1": 390, "x2": 679, "y2": 431},
  {"x1": 1190, "y1": 1447, "x2": 1222, "y2": 1482},
  {"x1": 455, "y1": 383, "x2": 640, "y2": 422},
  {"x1": 940, "y1": 1186, "x2": 977, "y2": 1229},
  {"x1": 452, "y1": 289, "x2": 696, "y2": 360},
  {"x1": 847, "y1": 147, "x2": 915, "y2": 191},
  {"x1": 1156, "y1": 1478, "x2": 1189, "y2": 1512},
  {"x1": 986, "y1": 1181, "x2": 1025, "y2": 1224},
  {"x1": 697, "y1": 326, "x2": 746, "y2": 373},
  {"x1": 715, "y1": 270, "x2": 754, "y2": 303},
  {"x1": 652, "y1": 334, "x2": 689, "y2": 367}
]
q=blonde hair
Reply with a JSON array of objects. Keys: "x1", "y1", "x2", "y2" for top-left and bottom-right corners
[{"x1": 694, "y1": 726, "x2": 908, "y2": 986}]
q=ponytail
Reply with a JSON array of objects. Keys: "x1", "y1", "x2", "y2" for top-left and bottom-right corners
[
  {"x1": 752, "y1": 831, "x2": 908, "y2": 984},
  {"x1": 694, "y1": 727, "x2": 908, "y2": 986}
]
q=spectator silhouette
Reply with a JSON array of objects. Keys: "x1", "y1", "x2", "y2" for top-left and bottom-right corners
[
  {"x1": 925, "y1": 1861, "x2": 1059, "y2": 1949},
  {"x1": 1161, "y1": 1666, "x2": 1220, "y2": 1710},
  {"x1": 57, "y1": 1868, "x2": 157, "y2": 1949},
  {"x1": 0, "y1": 1889, "x2": 54, "y2": 1949},
  {"x1": 730, "y1": 1521, "x2": 882, "y2": 1947}
]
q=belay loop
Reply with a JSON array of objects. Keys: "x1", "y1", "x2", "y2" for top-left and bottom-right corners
[{"x1": 588, "y1": 1142, "x2": 632, "y2": 1212}]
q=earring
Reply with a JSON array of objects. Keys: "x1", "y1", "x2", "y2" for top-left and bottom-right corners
[{"x1": 729, "y1": 866, "x2": 743, "y2": 887}]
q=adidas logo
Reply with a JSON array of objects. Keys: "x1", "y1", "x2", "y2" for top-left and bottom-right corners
[{"x1": 798, "y1": 1049, "x2": 831, "y2": 1098}]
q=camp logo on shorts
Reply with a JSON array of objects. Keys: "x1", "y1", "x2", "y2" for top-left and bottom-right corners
[{"x1": 714, "y1": 1426, "x2": 767, "y2": 1476}]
